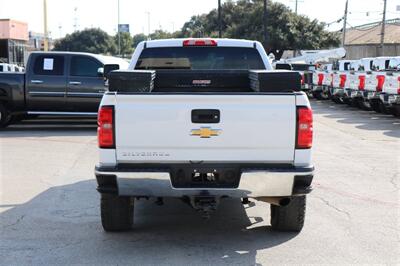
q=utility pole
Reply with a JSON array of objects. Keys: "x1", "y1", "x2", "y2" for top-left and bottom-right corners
[
  {"x1": 263, "y1": 0, "x2": 268, "y2": 47},
  {"x1": 380, "y1": 0, "x2": 387, "y2": 56},
  {"x1": 118, "y1": 0, "x2": 121, "y2": 56},
  {"x1": 146, "y1": 12, "x2": 151, "y2": 39},
  {"x1": 218, "y1": 0, "x2": 222, "y2": 38},
  {"x1": 341, "y1": 0, "x2": 349, "y2": 47},
  {"x1": 43, "y1": 0, "x2": 48, "y2": 51},
  {"x1": 293, "y1": 0, "x2": 298, "y2": 56},
  {"x1": 73, "y1": 7, "x2": 78, "y2": 32}
]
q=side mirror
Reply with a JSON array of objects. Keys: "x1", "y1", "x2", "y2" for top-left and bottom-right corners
[
  {"x1": 97, "y1": 67, "x2": 104, "y2": 77},
  {"x1": 103, "y1": 64, "x2": 120, "y2": 79}
]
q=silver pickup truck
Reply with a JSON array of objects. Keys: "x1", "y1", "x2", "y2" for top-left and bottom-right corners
[{"x1": 95, "y1": 38, "x2": 314, "y2": 233}]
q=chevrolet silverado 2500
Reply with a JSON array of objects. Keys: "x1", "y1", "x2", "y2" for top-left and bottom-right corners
[{"x1": 95, "y1": 38, "x2": 314, "y2": 233}]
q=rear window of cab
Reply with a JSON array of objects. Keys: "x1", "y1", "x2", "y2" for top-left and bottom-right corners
[{"x1": 135, "y1": 47, "x2": 265, "y2": 70}]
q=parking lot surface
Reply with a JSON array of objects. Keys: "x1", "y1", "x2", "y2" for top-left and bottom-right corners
[{"x1": 0, "y1": 100, "x2": 399, "y2": 265}]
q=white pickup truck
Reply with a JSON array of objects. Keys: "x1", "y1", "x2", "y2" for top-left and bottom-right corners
[
  {"x1": 380, "y1": 57, "x2": 400, "y2": 116},
  {"x1": 364, "y1": 57, "x2": 392, "y2": 113},
  {"x1": 345, "y1": 58, "x2": 374, "y2": 109},
  {"x1": 95, "y1": 39, "x2": 314, "y2": 233},
  {"x1": 330, "y1": 60, "x2": 354, "y2": 104},
  {"x1": 312, "y1": 64, "x2": 332, "y2": 100}
]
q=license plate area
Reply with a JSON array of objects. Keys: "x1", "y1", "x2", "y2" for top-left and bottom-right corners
[{"x1": 170, "y1": 165, "x2": 240, "y2": 188}]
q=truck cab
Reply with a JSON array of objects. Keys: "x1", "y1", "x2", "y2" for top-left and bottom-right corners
[{"x1": 0, "y1": 52, "x2": 128, "y2": 127}]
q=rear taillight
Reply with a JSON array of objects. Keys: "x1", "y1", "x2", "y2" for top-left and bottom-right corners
[
  {"x1": 183, "y1": 39, "x2": 217, "y2": 46},
  {"x1": 318, "y1": 73, "x2": 324, "y2": 86},
  {"x1": 358, "y1": 75, "x2": 366, "y2": 91},
  {"x1": 339, "y1": 74, "x2": 346, "y2": 88},
  {"x1": 301, "y1": 74, "x2": 305, "y2": 85},
  {"x1": 397, "y1": 76, "x2": 400, "y2": 94},
  {"x1": 376, "y1": 75, "x2": 385, "y2": 92},
  {"x1": 98, "y1": 106, "x2": 115, "y2": 148},
  {"x1": 296, "y1": 106, "x2": 313, "y2": 149}
]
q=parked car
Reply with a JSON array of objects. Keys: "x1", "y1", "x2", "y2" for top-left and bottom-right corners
[
  {"x1": 380, "y1": 57, "x2": 400, "y2": 116},
  {"x1": 330, "y1": 60, "x2": 354, "y2": 103},
  {"x1": 0, "y1": 51, "x2": 128, "y2": 127},
  {"x1": 364, "y1": 57, "x2": 392, "y2": 113},
  {"x1": 95, "y1": 38, "x2": 314, "y2": 233}
]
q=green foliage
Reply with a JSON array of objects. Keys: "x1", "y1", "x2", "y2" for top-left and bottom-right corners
[
  {"x1": 178, "y1": 0, "x2": 340, "y2": 59},
  {"x1": 53, "y1": 28, "x2": 116, "y2": 55},
  {"x1": 114, "y1": 32, "x2": 133, "y2": 57},
  {"x1": 132, "y1": 33, "x2": 147, "y2": 48}
]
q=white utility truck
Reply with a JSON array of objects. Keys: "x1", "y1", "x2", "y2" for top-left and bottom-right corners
[{"x1": 95, "y1": 39, "x2": 314, "y2": 232}]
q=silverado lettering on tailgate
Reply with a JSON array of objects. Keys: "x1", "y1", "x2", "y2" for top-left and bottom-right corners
[{"x1": 122, "y1": 151, "x2": 171, "y2": 157}]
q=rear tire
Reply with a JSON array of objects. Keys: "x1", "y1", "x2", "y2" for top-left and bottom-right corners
[
  {"x1": 312, "y1": 90, "x2": 329, "y2": 100},
  {"x1": 392, "y1": 106, "x2": 400, "y2": 117},
  {"x1": 331, "y1": 96, "x2": 343, "y2": 104},
  {"x1": 370, "y1": 100, "x2": 381, "y2": 113},
  {"x1": 357, "y1": 99, "x2": 372, "y2": 111},
  {"x1": 101, "y1": 194, "x2": 134, "y2": 232},
  {"x1": 0, "y1": 103, "x2": 11, "y2": 128},
  {"x1": 378, "y1": 101, "x2": 391, "y2": 115},
  {"x1": 270, "y1": 196, "x2": 306, "y2": 232}
]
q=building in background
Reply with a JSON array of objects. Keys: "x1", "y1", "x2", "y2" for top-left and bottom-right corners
[
  {"x1": 28, "y1": 31, "x2": 54, "y2": 52},
  {"x1": 0, "y1": 19, "x2": 28, "y2": 66},
  {"x1": 344, "y1": 19, "x2": 400, "y2": 59}
]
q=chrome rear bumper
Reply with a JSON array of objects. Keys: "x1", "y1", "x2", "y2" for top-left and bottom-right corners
[{"x1": 95, "y1": 164, "x2": 314, "y2": 198}]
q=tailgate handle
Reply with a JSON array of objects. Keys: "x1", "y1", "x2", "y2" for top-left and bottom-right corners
[{"x1": 191, "y1": 109, "x2": 220, "y2": 123}]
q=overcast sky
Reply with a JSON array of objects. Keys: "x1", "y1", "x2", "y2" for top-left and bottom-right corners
[{"x1": 0, "y1": 0, "x2": 399, "y2": 39}]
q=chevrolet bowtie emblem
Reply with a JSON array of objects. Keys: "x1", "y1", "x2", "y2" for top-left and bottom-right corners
[{"x1": 191, "y1": 127, "x2": 221, "y2": 138}]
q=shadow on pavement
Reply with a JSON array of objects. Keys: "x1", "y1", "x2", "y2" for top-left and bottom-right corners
[
  {"x1": 0, "y1": 180, "x2": 297, "y2": 265},
  {"x1": 311, "y1": 100, "x2": 400, "y2": 138},
  {"x1": 0, "y1": 116, "x2": 97, "y2": 138}
]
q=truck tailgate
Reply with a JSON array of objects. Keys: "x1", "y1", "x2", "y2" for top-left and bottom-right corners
[{"x1": 115, "y1": 94, "x2": 296, "y2": 163}]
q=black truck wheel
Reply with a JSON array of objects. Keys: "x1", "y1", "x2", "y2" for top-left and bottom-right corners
[
  {"x1": 312, "y1": 91, "x2": 329, "y2": 100},
  {"x1": 270, "y1": 196, "x2": 306, "y2": 232},
  {"x1": 101, "y1": 194, "x2": 134, "y2": 232},
  {"x1": 0, "y1": 103, "x2": 11, "y2": 128},
  {"x1": 369, "y1": 100, "x2": 382, "y2": 113},
  {"x1": 392, "y1": 106, "x2": 400, "y2": 117},
  {"x1": 378, "y1": 101, "x2": 392, "y2": 115},
  {"x1": 357, "y1": 99, "x2": 372, "y2": 111},
  {"x1": 331, "y1": 96, "x2": 343, "y2": 104}
]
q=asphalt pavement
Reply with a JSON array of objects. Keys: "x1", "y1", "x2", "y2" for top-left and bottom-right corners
[{"x1": 0, "y1": 100, "x2": 399, "y2": 265}]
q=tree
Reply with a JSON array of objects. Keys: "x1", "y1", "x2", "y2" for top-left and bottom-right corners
[
  {"x1": 179, "y1": 0, "x2": 340, "y2": 59},
  {"x1": 132, "y1": 33, "x2": 147, "y2": 48},
  {"x1": 53, "y1": 28, "x2": 116, "y2": 55},
  {"x1": 132, "y1": 30, "x2": 181, "y2": 49},
  {"x1": 114, "y1": 32, "x2": 133, "y2": 57}
]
